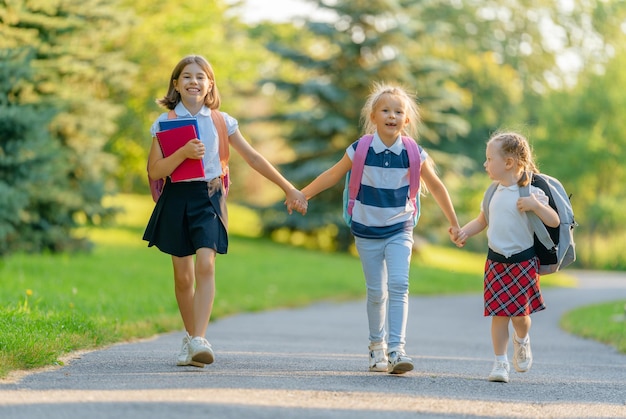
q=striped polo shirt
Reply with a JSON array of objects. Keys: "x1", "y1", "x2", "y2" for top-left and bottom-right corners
[{"x1": 346, "y1": 132, "x2": 428, "y2": 239}]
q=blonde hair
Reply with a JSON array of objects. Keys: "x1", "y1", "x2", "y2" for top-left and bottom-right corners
[
  {"x1": 360, "y1": 82, "x2": 420, "y2": 139},
  {"x1": 487, "y1": 131, "x2": 539, "y2": 186},
  {"x1": 156, "y1": 55, "x2": 221, "y2": 110}
]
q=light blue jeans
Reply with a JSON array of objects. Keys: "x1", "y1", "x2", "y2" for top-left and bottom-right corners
[{"x1": 354, "y1": 230, "x2": 413, "y2": 354}]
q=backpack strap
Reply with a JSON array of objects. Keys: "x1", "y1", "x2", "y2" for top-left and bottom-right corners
[
  {"x1": 347, "y1": 135, "x2": 422, "y2": 217},
  {"x1": 481, "y1": 182, "x2": 498, "y2": 223},
  {"x1": 346, "y1": 135, "x2": 374, "y2": 217},
  {"x1": 483, "y1": 176, "x2": 556, "y2": 250},
  {"x1": 519, "y1": 178, "x2": 556, "y2": 251},
  {"x1": 401, "y1": 136, "x2": 421, "y2": 217},
  {"x1": 210, "y1": 109, "x2": 229, "y2": 178}
]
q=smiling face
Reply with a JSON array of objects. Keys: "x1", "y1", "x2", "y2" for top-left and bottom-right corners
[
  {"x1": 370, "y1": 93, "x2": 409, "y2": 143},
  {"x1": 172, "y1": 62, "x2": 213, "y2": 107}
]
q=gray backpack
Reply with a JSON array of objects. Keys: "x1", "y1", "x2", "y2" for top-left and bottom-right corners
[{"x1": 482, "y1": 173, "x2": 577, "y2": 275}]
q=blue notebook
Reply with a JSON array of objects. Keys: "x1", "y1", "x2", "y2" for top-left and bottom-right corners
[{"x1": 159, "y1": 117, "x2": 199, "y2": 133}]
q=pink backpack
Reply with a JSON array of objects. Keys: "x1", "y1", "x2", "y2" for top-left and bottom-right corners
[
  {"x1": 343, "y1": 134, "x2": 421, "y2": 226},
  {"x1": 149, "y1": 109, "x2": 229, "y2": 202}
]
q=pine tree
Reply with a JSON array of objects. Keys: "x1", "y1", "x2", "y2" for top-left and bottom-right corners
[
  {"x1": 0, "y1": 49, "x2": 81, "y2": 254},
  {"x1": 0, "y1": 0, "x2": 134, "y2": 254},
  {"x1": 257, "y1": 0, "x2": 467, "y2": 249}
]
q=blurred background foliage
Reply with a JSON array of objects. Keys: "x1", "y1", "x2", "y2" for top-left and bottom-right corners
[{"x1": 1, "y1": 0, "x2": 625, "y2": 268}]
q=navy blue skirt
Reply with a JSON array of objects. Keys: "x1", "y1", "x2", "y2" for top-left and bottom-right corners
[{"x1": 143, "y1": 177, "x2": 228, "y2": 257}]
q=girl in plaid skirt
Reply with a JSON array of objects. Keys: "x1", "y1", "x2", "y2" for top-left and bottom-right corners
[{"x1": 453, "y1": 132, "x2": 559, "y2": 383}]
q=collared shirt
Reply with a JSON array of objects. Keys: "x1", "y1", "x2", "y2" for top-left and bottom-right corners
[
  {"x1": 346, "y1": 132, "x2": 428, "y2": 239},
  {"x1": 483, "y1": 183, "x2": 549, "y2": 257},
  {"x1": 151, "y1": 103, "x2": 238, "y2": 181}
]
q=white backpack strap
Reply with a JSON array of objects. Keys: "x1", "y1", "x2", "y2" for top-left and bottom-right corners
[
  {"x1": 481, "y1": 182, "x2": 498, "y2": 224},
  {"x1": 347, "y1": 135, "x2": 374, "y2": 217},
  {"x1": 519, "y1": 182, "x2": 556, "y2": 250}
]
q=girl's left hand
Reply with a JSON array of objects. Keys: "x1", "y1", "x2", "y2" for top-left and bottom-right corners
[
  {"x1": 516, "y1": 195, "x2": 540, "y2": 213},
  {"x1": 285, "y1": 189, "x2": 308, "y2": 215}
]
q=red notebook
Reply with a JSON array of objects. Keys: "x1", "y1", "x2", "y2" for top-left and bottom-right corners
[{"x1": 155, "y1": 124, "x2": 205, "y2": 182}]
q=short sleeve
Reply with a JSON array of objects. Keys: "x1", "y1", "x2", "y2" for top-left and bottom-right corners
[
  {"x1": 221, "y1": 112, "x2": 239, "y2": 136},
  {"x1": 150, "y1": 112, "x2": 168, "y2": 137},
  {"x1": 530, "y1": 185, "x2": 549, "y2": 206}
]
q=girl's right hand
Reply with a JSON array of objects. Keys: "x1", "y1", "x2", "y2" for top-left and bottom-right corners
[
  {"x1": 449, "y1": 226, "x2": 466, "y2": 247},
  {"x1": 285, "y1": 189, "x2": 307, "y2": 215},
  {"x1": 182, "y1": 139, "x2": 205, "y2": 160}
]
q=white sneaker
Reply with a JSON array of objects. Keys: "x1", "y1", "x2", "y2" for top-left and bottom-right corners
[
  {"x1": 176, "y1": 334, "x2": 205, "y2": 367},
  {"x1": 368, "y1": 342, "x2": 388, "y2": 372},
  {"x1": 512, "y1": 335, "x2": 533, "y2": 372},
  {"x1": 388, "y1": 351, "x2": 414, "y2": 374},
  {"x1": 488, "y1": 361, "x2": 510, "y2": 383},
  {"x1": 189, "y1": 336, "x2": 215, "y2": 365}
]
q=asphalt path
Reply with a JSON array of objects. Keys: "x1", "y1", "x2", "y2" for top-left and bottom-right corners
[{"x1": 1, "y1": 270, "x2": 625, "y2": 418}]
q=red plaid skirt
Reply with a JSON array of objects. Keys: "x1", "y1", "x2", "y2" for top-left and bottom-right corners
[{"x1": 484, "y1": 257, "x2": 545, "y2": 317}]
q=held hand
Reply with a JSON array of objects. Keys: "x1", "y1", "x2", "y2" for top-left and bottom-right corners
[
  {"x1": 284, "y1": 189, "x2": 308, "y2": 215},
  {"x1": 448, "y1": 226, "x2": 460, "y2": 241},
  {"x1": 288, "y1": 199, "x2": 308, "y2": 215},
  {"x1": 449, "y1": 226, "x2": 466, "y2": 248},
  {"x1": 182, "y1": 139, "x2": 205, "y2": 160}
]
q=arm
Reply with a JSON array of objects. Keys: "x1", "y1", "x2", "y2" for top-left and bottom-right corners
[
  {"x1": 517, "y1": 194, "x2": 560, "y2": 228},
  {"x1": 420, "y1": 159, "x2": 461, "y2": 241},
  {"x1": 301, "y1": 153, "x2": 353, "y2": 200},
  {"x1": 456, "y1": 211, "x2": 488, "y2": 247},
  {"x1": 229, "y1": 129, "x2": 306, "y2": 214},
  {"x1": 147, "y1": 137, "x2": 205, "y2": 181}
]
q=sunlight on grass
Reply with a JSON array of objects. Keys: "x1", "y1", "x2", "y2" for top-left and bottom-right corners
[
  {"x1": 103, "y1": 194, "x2": 155, "y2": 228},
  {"x1": 87, "y1": 228, "x2": 145, "y2": 247},
  {"x1": 561, "y1": 300, "x2": 626, "y2": 354},
  {"x1": 418, "y1": 244, "x2": 484, "y2": 274}
]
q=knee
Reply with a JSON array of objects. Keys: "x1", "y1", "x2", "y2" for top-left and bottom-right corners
[
  {"x1": 174, "y1": 273, "x2": 194, "y2": 292},
  {"x1": 195, "y1": 258, "x2": 215, "y2": 279},
  {"x1": 367, "y1": 287, "x2": 386, "y2": 303},
  {"x1": 195, "y1": 249, "x2": 216, "y2": 278},
  {"x1": 388, "y1": 277, "x2": 409, "y2": 295}
]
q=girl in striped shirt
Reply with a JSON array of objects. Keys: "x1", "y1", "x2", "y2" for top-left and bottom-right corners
[{"x1": 300, "y1": 83, "x2": 460, "y2": 374}]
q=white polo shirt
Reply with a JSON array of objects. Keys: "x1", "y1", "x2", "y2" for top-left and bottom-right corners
[{"x1": 484, "y1": 183, "x2": 549, "y2": 257}]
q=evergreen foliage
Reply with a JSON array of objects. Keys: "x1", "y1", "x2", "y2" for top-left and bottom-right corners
[
  {"x1": 0, "y1": 0, "x2": 134, "y2": 255},
  {"x1": 0, "y1": 48, "x2": 81, "y2": 254}
]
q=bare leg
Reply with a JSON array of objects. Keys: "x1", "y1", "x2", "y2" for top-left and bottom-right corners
[
  {"x1": 491, "y1": 316, "x2": 511, "y2": 356},
  {"x1": 192, "y1": 247, "x2": 216, "y2": 338},
  {"x1": 511, "y1": 315, "x2": 531, "y2": 339},
  {"x1": 172, "y1": 255, "x2": 195, "y2": 335}
]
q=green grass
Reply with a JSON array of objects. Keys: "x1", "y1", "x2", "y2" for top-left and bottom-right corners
[
  {"x1": 0, "y1": 194, "x2": 584, "y2": 378},
  {"x1": 561, "y1": 301, "x2": 626, "y2": 353}
]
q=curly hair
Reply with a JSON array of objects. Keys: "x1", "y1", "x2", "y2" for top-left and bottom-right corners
[{"x1": 488, "y1": 131, "x2": 539, "y2": 186}]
